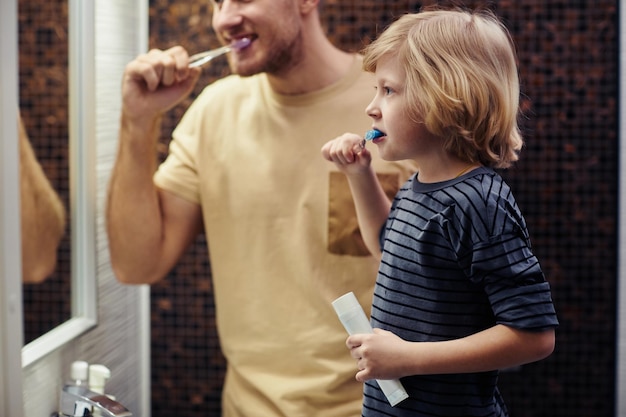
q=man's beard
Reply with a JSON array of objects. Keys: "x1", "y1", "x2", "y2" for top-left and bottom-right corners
[{"x1": 232, "y1": 30, "x2": 303, "y2": 78}]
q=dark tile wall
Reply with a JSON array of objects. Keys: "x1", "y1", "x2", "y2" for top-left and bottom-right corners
[{"x1": 146, "y1": 1, "x2": 617, "y2": 416}]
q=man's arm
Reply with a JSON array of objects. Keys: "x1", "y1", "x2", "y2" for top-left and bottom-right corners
[
  {"x1": 106, "y1": 46, "x2": 203, "y2": 284},
  {"x1": 106, "y1": 116, "x2": 203, "y2": 284},
  {"x1": 19, "y1": 115, "x2": 66, "y2": 284}
]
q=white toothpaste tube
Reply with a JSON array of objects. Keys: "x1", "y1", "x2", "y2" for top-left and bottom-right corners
[{"x1": 332, "y1": 292, "x2": 409, "y2": 407}]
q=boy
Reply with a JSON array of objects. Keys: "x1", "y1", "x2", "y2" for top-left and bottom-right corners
[{"x1": 322, "y1": 8, "x2": 558, "y2": 416}]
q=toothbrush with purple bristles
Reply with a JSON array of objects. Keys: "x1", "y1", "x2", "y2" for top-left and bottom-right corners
[
  {"x1": 189, "y1": 37, "x2": 251, "y2": 68},
  {"x1": 360, "y1": 128, "x2": 384, "y2": 149}
]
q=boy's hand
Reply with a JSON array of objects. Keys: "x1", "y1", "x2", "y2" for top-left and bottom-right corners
[
  {"x1": 321, "y1": 133, "x2": 372, "y2": 174},
  {"x1": 347, "y1": 328, "x2": 410, "y2": 382}
]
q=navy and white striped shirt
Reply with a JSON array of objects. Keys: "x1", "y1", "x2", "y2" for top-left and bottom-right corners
[{"x1": 364, "y1": 167, "x2": 558, "y2": 417}]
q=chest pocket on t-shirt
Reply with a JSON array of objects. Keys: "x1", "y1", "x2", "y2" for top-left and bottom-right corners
[{"x1": 327, "y1": 171, "x2": 400, "y2": 256}]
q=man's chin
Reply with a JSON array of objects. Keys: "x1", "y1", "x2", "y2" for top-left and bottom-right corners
[
  {"x1": 230, "y1": 63, "x2": 261, "y2": 77},
  {"x1": 233, "y1": 69, "x2": 257, "y2": 77}
]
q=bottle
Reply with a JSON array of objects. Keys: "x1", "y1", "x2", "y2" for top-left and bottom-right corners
[
  {"x1": 88, "y1": 364, "x2": 111, "y2": 396},
  {"x1": 89, "y1": 365, "x2": 113, "y2": 417},
  {"x1": 70, "y1": 360, "x2": 89, "y2": 387},
  {"x1": 60, "y1": 361, "x2": 91, "y2": 417},
  {"x1": 332, "y1": 292, "x2": 409, "y2": 407}
]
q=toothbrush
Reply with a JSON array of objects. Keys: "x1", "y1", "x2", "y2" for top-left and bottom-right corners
[
  {"x1": 189, "y1": 38, "x2": 251, "y2": 68},
  {"x1": 360, "y1": 128, "x2": 384, "y2": 149}
]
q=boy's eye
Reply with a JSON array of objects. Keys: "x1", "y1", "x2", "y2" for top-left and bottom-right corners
[{"x1": 373, "y1": 86, "x2": 394, "y2": 96}]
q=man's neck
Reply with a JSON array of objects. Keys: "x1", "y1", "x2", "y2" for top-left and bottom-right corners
[{"x1": 267, "y1": 30, "x2": 356, "y2": 95}]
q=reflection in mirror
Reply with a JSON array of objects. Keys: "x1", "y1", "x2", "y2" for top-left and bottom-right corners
[
  {"x1": 20, "y1": 0, "x2": 97, "y2": 367},
  {"x1": 18, "y1": 0, "x2": 71, "y2": 344}
]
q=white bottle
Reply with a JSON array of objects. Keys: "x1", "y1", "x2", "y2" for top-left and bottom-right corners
[
  {"x1": 89, "y1": 364, "x2": 113, "y2": 417},
  {"x1": 70, "y1": 360, "x2": 89, "y2": 387},
  {"x1": 61, "y1": 361, "x2": 91, "y2": 417},
  {"x1": 332, "y1": 292, "x2": 409, "y2": 407},
  {"x1": 88, "y1": 364, "x2": 111, "y2": 396}
]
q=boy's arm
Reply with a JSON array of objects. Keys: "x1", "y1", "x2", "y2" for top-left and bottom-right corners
[
  {"x1": 321, "y1": 133, "x2": 391, "y2": 258},
  {"x1": 343, "y1": 168, "x2": 391, "y2": 258},
  {"x1": 348, "y1": 324, "x2": 555, "y2": 382}
]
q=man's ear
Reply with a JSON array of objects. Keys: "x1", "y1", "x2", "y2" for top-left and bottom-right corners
[{"x1": 299, "y1": 0, "x2": 319, "y2": 15}]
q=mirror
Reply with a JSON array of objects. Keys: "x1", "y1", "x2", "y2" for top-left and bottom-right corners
[
  {"x1": 18, "y1": 0, "x2": 71, "y2": 345},
  {"x1": 20, "y1": 0, "x2": 97, "y2": 367}
]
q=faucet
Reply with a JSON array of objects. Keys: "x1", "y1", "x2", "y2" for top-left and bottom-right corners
[{"x1": 59, "y1": 384, "x2": 132, "y2": 417}]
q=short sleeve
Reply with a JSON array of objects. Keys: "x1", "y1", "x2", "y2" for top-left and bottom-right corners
[
  {"x1": 153, "y1": 117, "x2": 201, "y2": 204},
  {"x1": 468, "y1": 233, "x2": 559, "y2": 331}
]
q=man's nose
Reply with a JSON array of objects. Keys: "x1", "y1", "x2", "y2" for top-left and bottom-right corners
[{"x1": 212, "y1": 0, "x2": 245, "y2": 33}]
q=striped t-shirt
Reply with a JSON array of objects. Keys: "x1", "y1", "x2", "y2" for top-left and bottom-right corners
[{"x1": 363, "y1": 167, "x2": 558, "y2": 417}]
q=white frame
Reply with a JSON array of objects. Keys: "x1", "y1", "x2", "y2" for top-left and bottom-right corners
[
  {"x1": 21, "y1": 0, "x2": 97, "y2": 367},
  {"x1": 0, "y1": 0, "x2": 25, "y2": 414},
  {"x1": 618, "y1": 3, "x2": 626, "y2": 415}
]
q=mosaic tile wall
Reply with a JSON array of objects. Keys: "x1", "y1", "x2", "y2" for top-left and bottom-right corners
[
  {"x1": 18, "y1": 0, "x2": 72, "y2": 345},
  {"x1": 146, "y1": 1, "x2": 618, "y2": 416}
]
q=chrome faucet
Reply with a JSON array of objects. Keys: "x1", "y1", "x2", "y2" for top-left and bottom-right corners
[{"x1": 59, "y1": 384, "x2": 132, "y2": 417}]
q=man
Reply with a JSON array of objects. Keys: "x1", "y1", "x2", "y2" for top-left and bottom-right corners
[{"x1": 106, "y1": 0, "x2": 415, "y2": 415}]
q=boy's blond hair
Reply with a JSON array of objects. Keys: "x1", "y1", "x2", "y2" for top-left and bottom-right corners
[{"x1": 362, "y1": 8, "x2": 523, "y2": 169}]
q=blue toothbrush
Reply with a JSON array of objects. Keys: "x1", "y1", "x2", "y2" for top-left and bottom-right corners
[{"x1": 360, "y1": 129, "x2": 384, "y2": 149}]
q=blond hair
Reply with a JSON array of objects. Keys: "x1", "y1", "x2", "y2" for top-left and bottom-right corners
[{"x1": 362, "y1": 8, "x2": 523, "y2": 169}]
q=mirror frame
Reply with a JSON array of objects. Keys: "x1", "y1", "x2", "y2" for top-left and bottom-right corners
[
  {"x1": 21, "y1": 0, "x2": 97, "y2": 368},
  {"x1": 615, "y1": 7, "x2": 626, "y2": 416},
  {"x1": 1, "y1": 0, "x2": 25, "y2": 414}
]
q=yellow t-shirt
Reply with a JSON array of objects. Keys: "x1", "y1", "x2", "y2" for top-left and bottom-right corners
[{"x1": 154, "y1": 55, "x2": 416, "y2": 417}]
